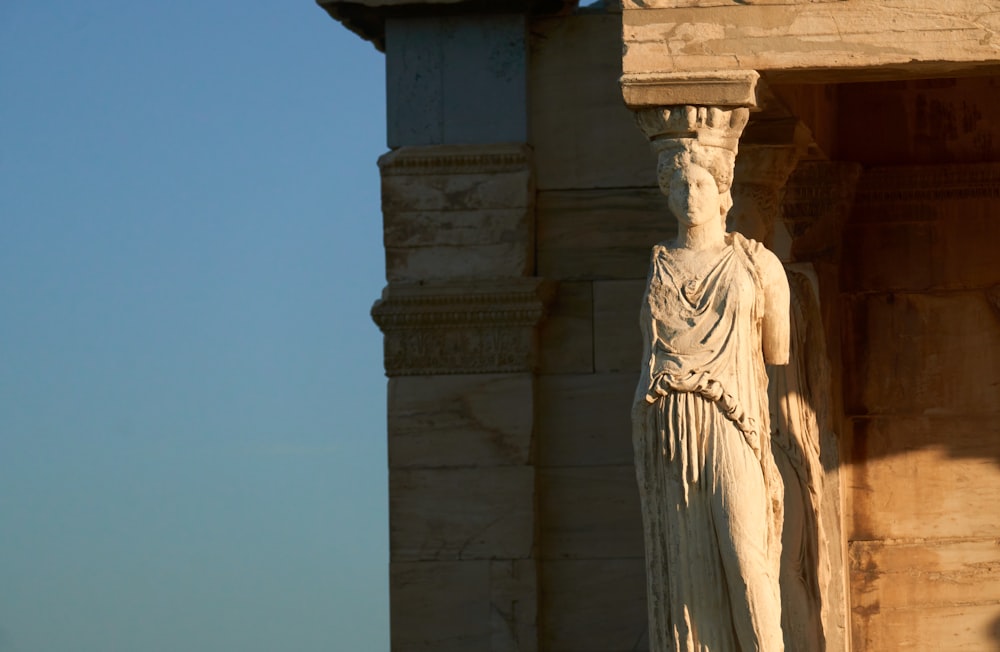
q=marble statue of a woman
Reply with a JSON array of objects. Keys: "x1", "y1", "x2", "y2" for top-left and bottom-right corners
[{"x1": 632, "y1": 134, "x2": 790, "y2": 652}]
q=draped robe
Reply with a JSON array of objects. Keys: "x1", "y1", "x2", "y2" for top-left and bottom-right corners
[{"x1": 633, "y1": 232, "x2": 784, "y2": 652}]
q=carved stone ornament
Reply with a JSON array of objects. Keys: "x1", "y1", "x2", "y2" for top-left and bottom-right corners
[
  {"x1": 378, "y1": 142, "x2": 532, "y2": 178},
  {"x1": 371, "y1": 278, "x2": 553, "y2": 376},
  {"x1": 631, "y1": 102, "x2": 791, "y2": 651}
]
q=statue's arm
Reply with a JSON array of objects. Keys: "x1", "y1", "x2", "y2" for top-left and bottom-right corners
[{"x1": 760, "y1": 249, "x2": 791, "y2": 366}]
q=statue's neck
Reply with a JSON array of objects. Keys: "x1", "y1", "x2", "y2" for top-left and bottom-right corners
[{"x1": 676, "y1": 216, "x2": 727, "y2": 251}]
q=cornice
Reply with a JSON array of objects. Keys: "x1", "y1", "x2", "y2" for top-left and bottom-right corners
[{"x1": 378, "y1": 143, "x2": 532, "y2": 177}]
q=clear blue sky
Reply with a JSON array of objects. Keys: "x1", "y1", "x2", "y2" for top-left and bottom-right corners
[{"x1": 0, "y1": 2, "x2": 389, "y2": 650}]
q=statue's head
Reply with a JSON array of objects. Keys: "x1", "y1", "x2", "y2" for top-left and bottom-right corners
[
  {"x1": 634, "y1": 105, "x2": 747, "y2": 228},
  {"x1": 655, "y1": 141, "x2": 735, "y2": 226}
]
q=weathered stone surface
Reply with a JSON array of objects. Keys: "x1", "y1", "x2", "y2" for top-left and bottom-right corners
[
  {"x1": 385, "y1": 243, "x2": 532, "y2": 280},
  {"x1": 530, "y1": 13, "x2": 656, "y2": 190},
  {"x1": 380, "y1": 147, "x2": 533, "y2": 211},
  {"x1": 385, "y1": 14, "x2": 527, "y2": 147},
  {"x1": 379, "y1": 143, "x2": 534, "y2": 281},
  {"x1": 536, "y1": 372, "x2": 636, "y2": 467},
  {"x1": 390, "y1": 467, "x2": 535, "y2": 561},
  {"x1": 849, "y1": 538, "x2": 1000, "y2": 651},
  {"x1": 388, "y1": 373, "x2": 534, "y2": 468},
  {"x1": 490, "y1": 559, "x2": 539, "y2": 652},
  {"x1": 540, "y1": 558, "x2": 649, "y2": 652},
  {"x1": 391, "y1": 560, "x2": 491, "y2": 652},
  {"x1": 622, "y1": 69, "x2": 760, "y2": 109},
  {"x1": 844, "y1": 164, "x2": 1000, "y2": 292},
  {"x1": 384, "y1": 208, "x2": 531, "y2": 248},
  {"x1": 538, "y1": 465, "x2": 644, "y2": 560},
  {"x1": 538, "y1": 281, "x2": 595, "y2": 375},
  {"x1": 537, "y1": 188, "x2": 673, "y2": 280},
  {"x1": 842, "y1": 292, "x2": 1000, "y2": 416},
  {"x1": 837, "y1": 78, "x2": 1000, "y2": 165},
  {"x1": 390, "y1": 559, "x2": 539, "y2": 652},
  {"x1": 848, "y1": 416, "x2": 1000, "y2": 541},
  {"x1": 622, "y1": 1, "x2": 1000, "y2": 82},
  {"x1": 593, "y1": 280, "x2": 646, "y2": 373}
]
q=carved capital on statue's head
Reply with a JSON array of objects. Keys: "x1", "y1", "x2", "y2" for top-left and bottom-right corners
[
  {"x1": 635, "y1": 105, "x2": 750, "y2": 157},
  {"x1": 636, "y1": 106, "x2": 750, "y2": 208}
]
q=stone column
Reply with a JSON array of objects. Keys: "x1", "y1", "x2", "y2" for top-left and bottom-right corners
[
  {"x1": 729, "y1": 124, "x2": 860, "y2": 652},
  {"x1": 624, "y1": 71, "x2": 851, "y2": 652},
  {"x1": 781, "y1": 160, "x2": 861, "y2": 652},
  {"x1": 370, "y1": 13, "x2": 548, "y2": 652},
  {"x1": 372, "y1": 146, "x2": 549, "y2": 652}
]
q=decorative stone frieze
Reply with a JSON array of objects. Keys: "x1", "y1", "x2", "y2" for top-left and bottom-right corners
[
  {"x1": 854, "y1": 162, "x2": 1000, "y2": 204},
  {"x1": 371, "y1": 278, "x2": 553, "y2": 376},
  {"x1": 782, "y1": 161, "x2": 862, "y2": 262}
]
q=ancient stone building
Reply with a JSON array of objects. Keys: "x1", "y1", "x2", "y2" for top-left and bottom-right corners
[{"x1": 317, "y1": 1, "x2": 1000, "y2": 650}]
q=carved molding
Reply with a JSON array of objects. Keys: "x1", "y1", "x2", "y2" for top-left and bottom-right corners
[
  {"x1": 378, "y1": 143, "x2": 532, "y2": 177},
  {"x1": 371, "y1": 278, "x2": 553, "y2": 376},
  {"x1": 782, "y1": 161, "x2": 862, "y2": 262}
]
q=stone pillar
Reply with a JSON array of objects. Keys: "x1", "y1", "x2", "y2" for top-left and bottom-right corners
[
  {"x1": 371, "y1": 14, "x2": 548, "y2": 652},
  {"x1": 373, "y1": 148, "x2": 548, "y2": 652},
  {"x1": 730, "y1": 126, "x2": 860, "y2": 652},
  {"x1": 624, "y1": 71, "x2": 851, "y2": 652}
]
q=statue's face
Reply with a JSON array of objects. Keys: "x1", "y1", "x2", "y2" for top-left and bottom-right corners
[{"x1": 667, "y1": 163, "x2": 721, "y2": 227}]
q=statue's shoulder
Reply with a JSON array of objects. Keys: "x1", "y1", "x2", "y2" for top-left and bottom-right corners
[
  {"x1": 731, "y1": 232, "x2": 779, "y2": 265},
  {"x1": 649, "y1": 240, "x2": 675, "y2": 263},
  {"x1": 730, "y1": 232, "x2": 786, "y2": 285}
]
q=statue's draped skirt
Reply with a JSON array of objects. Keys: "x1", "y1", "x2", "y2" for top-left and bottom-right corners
[{"x1": 634, "y1": 234, "x2": 784, "y2": 652}]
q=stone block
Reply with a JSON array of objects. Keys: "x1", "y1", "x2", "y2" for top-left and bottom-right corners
[
  {"x1": 529, "y1": 14, "x2": 657, "y2": 190},
  {"x1": 537, "y1": 188, "x2": 672, "y2": 281},
  {"x1": 842, "y1": 292, "x2": 1000, "y2": 416},
  {"x1": 390, "y1": 559, "x2": 538, "y2": 652},
  {"x1": 388, "y1": 373, "x2": 534, "y2": 468},
  {"x1": 848, "y1": 416, "x2": 1000, "y2": 541},
  {"x1": 536, "y1": 372, "x2": 636, "y2": 467},
  {"x1": 538, "y1": 466, "x2": 644, "y2": 560},
  {"x1": 849, "y1": 538, "x2": 1000, "y2": 651},
  {"x1": 490, "y1": 559, "x2": 538, "y2": 652},
  {"x1": 384, "y1": 208, "x2": 532, "y2": 248},
  {"x1": 535, "y1": 373, "x2": 639, "y2": 466},
  {"x1": 379, "y1": 144, "x2": 535, "y2": 280},
  {"x1": 594, "y1": 280, "x2": 646, "y2": 373},
  {"x1": 621, "y1": 70, "x2": 760, "y2": 109},
  {"x1": 841, "y1": 221, "x2": 938, "y2": 292},
  {"x1": 390, "y1": 467, "x2": 535, "y2": 561},
  {"x1": 385, "y1": 14, "x2": 527, "y2": 147},
  {"x1": 540, "y1": 558, "x2": 649, "y2": 652},
  {"x1": 391, "y1": 560, "x2": 490, "y2": 652},
  {"x1": 386, "y1": 242, "x2": 532, "y2": 280},
  {"x1": 538, "y1": 281, "x2": 594, "y2": 375},
  {"x1": 621, "y1": 2, "x2": 1000, "y2": 83},
  {"x1": 381, "y1": 168, "x2": 534, "y2": 213}
]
